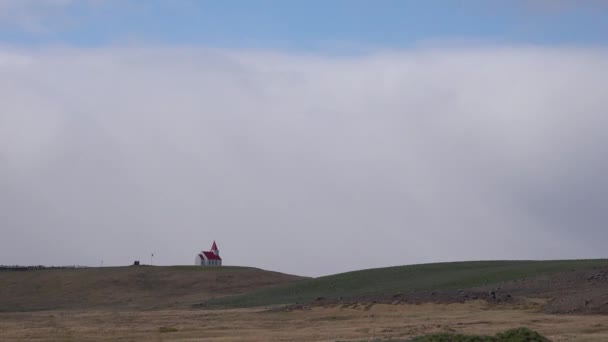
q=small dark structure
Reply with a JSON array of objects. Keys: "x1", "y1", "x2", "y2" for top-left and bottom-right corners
[{"x1": 133, "y1": 260, "x2": 140, "y2": 266}]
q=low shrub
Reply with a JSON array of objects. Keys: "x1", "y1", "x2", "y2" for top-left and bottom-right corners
[
  {"x1": 409, "y1": 327, "x2": 549, "y2": 342},
  {"x1": 495, "y1": 327, "x2": 549, "y2": 342}
]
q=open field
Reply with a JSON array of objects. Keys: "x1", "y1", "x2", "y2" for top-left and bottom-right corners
[
  {"x1": 0, "y1": 266, "x2": 305, "y2": 312},
  {"x1": 2, "y1": 302, "x2": 608, "y2": 341},
  {"x1": 2, "y1": 260, "x2": 608, "y2": 340}
]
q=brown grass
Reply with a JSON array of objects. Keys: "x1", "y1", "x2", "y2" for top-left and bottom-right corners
[
  {"x1": 1, "y1": 302, "x2": 608, "y2": 341},
  {"x1": 0, "y1": 266, "x2": 305, "y2": 312}
]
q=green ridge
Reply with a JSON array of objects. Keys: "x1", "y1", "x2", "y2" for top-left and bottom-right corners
[{"x1": 208, "y1": 259, "x2": 607, "y2": 308}]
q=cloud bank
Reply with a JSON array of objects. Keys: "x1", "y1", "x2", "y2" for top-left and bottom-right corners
[
  {"x1": 0, "y1": 0, "x2": 77, "y2": 33},
  {"x1": 1, "y1": 46, "x2": 607, "y2": 276}
]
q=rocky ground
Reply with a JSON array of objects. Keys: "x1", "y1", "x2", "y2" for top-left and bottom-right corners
[{"x1": 272, "y1": 266, "x2": 608, "y2": 315}]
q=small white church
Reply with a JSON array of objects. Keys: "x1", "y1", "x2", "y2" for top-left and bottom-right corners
[{"x1": 195, "y1": 241, "x2": 222, "y2": 266}]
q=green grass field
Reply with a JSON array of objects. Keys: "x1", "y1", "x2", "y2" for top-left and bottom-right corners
[{"x1": 208, "y1": 259, "x2": 608, "y2": 308}]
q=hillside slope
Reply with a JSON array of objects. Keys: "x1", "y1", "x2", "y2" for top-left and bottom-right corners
[
  {"x1": 0, "y1": 266, "x2": 305, "y2": 312},
  {"x1": 208, "y1": 259, "x2": 608, "y2": 308}
]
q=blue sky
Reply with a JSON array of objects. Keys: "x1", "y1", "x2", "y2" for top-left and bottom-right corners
[{"x1": 1, "y1": 1, "x2": 608, "y2": 50}]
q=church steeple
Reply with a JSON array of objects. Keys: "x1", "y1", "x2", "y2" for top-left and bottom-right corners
[{"x1": 211, "y1": 241, "x2": 219, "y2": 256}]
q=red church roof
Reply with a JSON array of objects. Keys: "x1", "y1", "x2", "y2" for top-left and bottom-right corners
[
  {"x1": 198, "y1": 241, "x2": 221, "y2": 261},
  {"x1": 200, "y1": 251, "x2": 222, "y2": 261}
]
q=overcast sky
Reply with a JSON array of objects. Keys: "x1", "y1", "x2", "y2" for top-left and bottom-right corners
[{"x1": 1, "y1": 1, "x2": 608, "y2": 277}]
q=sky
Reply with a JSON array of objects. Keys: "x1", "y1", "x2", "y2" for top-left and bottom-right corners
[{"x1": 1, "y1": 1, "x2": 608, "y2": 277}]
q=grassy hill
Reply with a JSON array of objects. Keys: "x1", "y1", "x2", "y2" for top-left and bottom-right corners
[
  {"x1": 3, "y1": 259, "x2": 607, "y2": 312},
  {"x1": 0, "y1": 266, "x2": 305, "y2": 312},
  {"x1": 208, "y1": 259, "x2": 608, "y2": 308}
]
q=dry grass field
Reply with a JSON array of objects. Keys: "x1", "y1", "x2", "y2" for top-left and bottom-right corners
[
  {"x1": 1, "y1": 301, "x2": 608, "y2": 341},
  {"x1": 0, "y1": 266, "x2": 305, "y2": 312},
  {"x1": 2, "y1": 262, "x2": 608, "y2": 341}
]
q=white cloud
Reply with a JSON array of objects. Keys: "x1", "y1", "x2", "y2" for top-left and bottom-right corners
[
  {"x1": 1, "y1": 46, "x2": 607, "y2": 276},
  {"x1": 0, "y1": 0, "x2": 99, "y2": 33}
]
